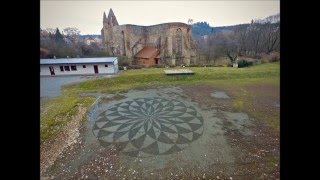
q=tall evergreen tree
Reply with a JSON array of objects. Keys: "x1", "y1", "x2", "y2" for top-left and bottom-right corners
[{"x1": 54, "y1": 28, "x2": 64, "y2": 42}]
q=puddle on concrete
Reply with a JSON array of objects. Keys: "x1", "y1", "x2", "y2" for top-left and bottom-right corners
[
  {"x1": 45, "y1": 86, "x2": 255, "y2": 178},
  {"x1": 211, "y1": 91, "x2": 230, "y2": 99},
  {"x1": 218, "y1": 111, "x2": 254, "y2": 136}
]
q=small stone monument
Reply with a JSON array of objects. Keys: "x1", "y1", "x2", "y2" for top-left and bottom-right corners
[
  {"x1": 233, "y1": 63, "x2": 238, "y2": 68},
  {"x1": 233, "y1": 57, "x2": 239, "y2": 68}
]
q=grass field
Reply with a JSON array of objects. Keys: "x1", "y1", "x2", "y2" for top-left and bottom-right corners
[
  {"x1": 41, "y1": 62, "x2": 280, "y2": 144},
  {"x1": 63, "y1": 62, "x2": 279, "y2": 93},
  {"x1": 40, "y1": 95, "x2": 95, "y2": 143}
]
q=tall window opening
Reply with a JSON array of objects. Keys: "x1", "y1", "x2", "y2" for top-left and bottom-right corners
[{"x1": 176, "y1": 28, "x2": 182, "y2": 55}]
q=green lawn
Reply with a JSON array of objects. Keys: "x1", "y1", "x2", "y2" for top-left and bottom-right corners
[
  {"x1": 41, "y1": 62, "x2": 280, "y2": 144},
  {"x1": 63, "y1": 62, "x2": 280, "y2": 93},
  {"x1": 40, "y1": 95, "x2": 95, "y2": 143}
]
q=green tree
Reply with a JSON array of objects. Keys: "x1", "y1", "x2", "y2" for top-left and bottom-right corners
[{"x1": 54, "y1": 28, "x2": 64, "y2": 43}]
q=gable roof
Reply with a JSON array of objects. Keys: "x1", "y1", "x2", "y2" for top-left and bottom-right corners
[
  {"x1": 135, "y1": 47, "x2": 159, "y2": 59},
  {"x1": 40, "y1": 57, "x2": 117, "y2": 65}
]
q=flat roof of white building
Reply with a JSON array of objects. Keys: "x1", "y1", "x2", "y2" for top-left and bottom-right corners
[{"x1": 40, "y1": 57, "x2": 117, "y2": 65}]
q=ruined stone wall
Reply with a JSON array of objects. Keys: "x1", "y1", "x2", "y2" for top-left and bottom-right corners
[
  {"x1": 124, "y1": 25, "x2": 145, "y2": 57},
  {"x1": 102, "y1": 22, "x2": 196, "y2": 65}
]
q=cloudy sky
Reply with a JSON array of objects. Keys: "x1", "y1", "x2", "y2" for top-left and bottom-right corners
[{"x1": 40, "y1": 1, "x2": 280, "y2": 35}]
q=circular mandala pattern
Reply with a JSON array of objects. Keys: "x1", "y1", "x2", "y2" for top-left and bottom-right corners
[{"x1": 92, "y1": 97, "x2": 204, "y2": 157}]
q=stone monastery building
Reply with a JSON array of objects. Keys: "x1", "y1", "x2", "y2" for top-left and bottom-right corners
[{"x1": 101, "y1": 9, "x2": 196, "y2": 66}]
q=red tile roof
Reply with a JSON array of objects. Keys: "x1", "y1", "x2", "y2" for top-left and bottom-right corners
[{"x1": 135, "y1": 47, "x2": 159, "y2": 59}]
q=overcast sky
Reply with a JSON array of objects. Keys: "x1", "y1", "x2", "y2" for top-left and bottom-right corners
[{"x1": 40, "y1": 1, "x2": 280, "y2": 35}]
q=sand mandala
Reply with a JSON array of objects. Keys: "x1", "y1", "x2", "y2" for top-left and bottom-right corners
[{"x1": 92, "y1": 97, "x2": 204, "y2": 157}]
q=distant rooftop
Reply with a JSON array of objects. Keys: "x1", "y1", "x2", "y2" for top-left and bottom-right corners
[{"x1": 40, "y1": 57, "x2": 117, "y2": 65}]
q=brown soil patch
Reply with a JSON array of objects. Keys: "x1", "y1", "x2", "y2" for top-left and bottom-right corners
[
  {"x1": 181, "y1": 84, "x2": 234, "y2": 112},
  {"x1": 181, "y1": 83, "x2": 280, "y2": 179},
  {"x1": 245, "y1": 83, "x2": 280, "y2": 113}
]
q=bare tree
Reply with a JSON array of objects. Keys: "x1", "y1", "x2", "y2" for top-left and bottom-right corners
[
  {"x1": 44, "y1": 28, "x2": 56, "y2": 34},
  {"x1": 247, "y1": 21, "x2": 263, "y2": 56},
  {"x1": 244, "y1": 19, "x2": 280, "y2": 56},
  {"x1": 194, "y1": 16, "x2": 280, "y2": 64},
  {"x1": 212, "y1": 30, "x2": 239, "y2": 63},
  {"x1": 234, "y1": 25, "x2": 249, "y2": 55},
  {"x1": 261, "y1": 23, "x2": 280, "y2": 53},
  {"x1": 203, "y1": 33, "x2": 222, "y2": 65},
  {"x1": 63, "y1": 27, "x2": 80, "y2": 37},
  {"x1": 63, "y1": 27, "x2": 81, "y2": 43}
]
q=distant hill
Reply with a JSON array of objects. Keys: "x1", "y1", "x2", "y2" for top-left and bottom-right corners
[
  {"x1": 78, "y1": 34, "x2": 101, "y2": 39},
  {"x1": 191, "y1": 22, "x2": 247, "y2": 37},
  {"x1": 212, "y1": 25, "x2": 241, "y2": 32},
  {"x1": 255, "y1": 13, "x2": 280, "y2": 24},
  {"x1": 191, "y1": 13, "x2": 279, "y2": 37},
  {"x1": 77, "y1": 13, "x2": 279, "y2": 39},
  {"x1": 191, "y1": 22, "x2": 212, "y2": 36}
]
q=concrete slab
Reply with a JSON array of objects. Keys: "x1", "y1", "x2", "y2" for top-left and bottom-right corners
[
  {"x1": 164, "y1": 69, "x2": 194, "y2": 75},
  {"x1": 211, "y1": 91, "x2": 230, "y2": 99}
]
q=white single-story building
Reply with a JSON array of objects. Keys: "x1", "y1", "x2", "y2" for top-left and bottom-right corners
[{"x1": 40, "y1": 57, "x2": 118, "y2": 76}]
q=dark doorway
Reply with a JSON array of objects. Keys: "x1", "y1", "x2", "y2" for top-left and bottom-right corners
[
  {"x1": 49, "y1": 66, "x2": 55, "y2": 75},
  {"x1": 155, "y1": 59, "x2": 159, "y2": 65},
  {"x1": 94, "y1": 65, "x2": 99, "y2": 74}
]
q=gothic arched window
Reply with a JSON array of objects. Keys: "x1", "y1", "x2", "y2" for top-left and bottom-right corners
[
  {"x1": 176, "y1": 28, "x2": 182, "y2": 55},
  {"x1": 187, "y1": 28, "x2": 191, "y2": 43},
  {"x1": 121, "y1": 31, "x2": 126, "y2": 56}
]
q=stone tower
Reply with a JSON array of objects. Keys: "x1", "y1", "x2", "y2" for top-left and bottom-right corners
[
  {"x1": 102, "y1": 9, "x2": 119, "y2": 30},
  {"x1": 107, "y1": 8, "x2": 119, "y2": 27},
  {"x1": 103, "y1": 12, "x2": 108, "y2": 29}
]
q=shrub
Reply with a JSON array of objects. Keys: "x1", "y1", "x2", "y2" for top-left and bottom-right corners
[
  {"x1": 270, "y1": 58, "x2": 279, "y2": 62},
  {"x1": 150, "y1": 64, "x2": 166, "y2": 68},
  {"x1": 253, "y1": 55, "x2": 262, "y2": 59},
  {"x1": 118, "y1": 56, "x2": 131, "y2": 66},
  {"x1": 127, "y1": 65, "x2": 144, "y2": 69},
  {"x1": 252, "y1": 59, "x2": 260, "y2": 65},
  {"x1": 204, "y1": 64, "x2": 216, "y2": 67},
  {"x1": 269, "y1": 55, "x2": 280, "y2": 62},
  {"x1": 238, "y1": 60, "x2": 253, "y2": 68},
  {"x1": 261, "y1": 59, "x2": 267, "y2": 64},
  {"x1": 267, "y1": 52, "x2": 280, "y2": 62},
  {"x1": 118, "y1": 66, "x2": 124, "y2": 70},
  {"x1": 188, "y1": 64, "x2": 200, "y2": 67},
  {"x1": 227, "y1": 63, "x2": 233, "y2": 67},
  {"x1": 167, "y1": 65, "x2": 176, "y2": 68}
]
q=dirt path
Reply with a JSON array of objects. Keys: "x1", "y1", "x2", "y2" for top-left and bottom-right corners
[{"x1": 40, "y1": 104, "x2": 87, "y2": 176}]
